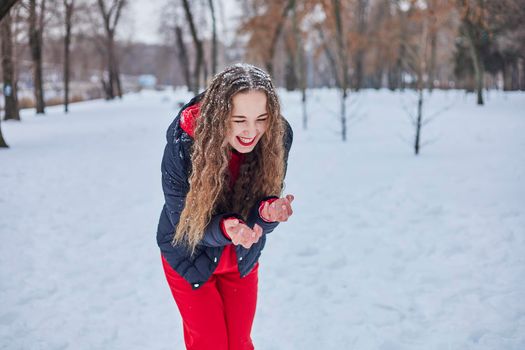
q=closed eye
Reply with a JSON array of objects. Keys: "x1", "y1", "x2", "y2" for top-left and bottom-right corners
[{"x1": 233, "y1": 118, "x2": 267, "y2": 123}]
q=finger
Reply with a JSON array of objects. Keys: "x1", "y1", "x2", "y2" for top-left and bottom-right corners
[
  {"x1": 282, "y1": 209, "x2": 290, "y2": 221},
  {"x1": 283, "y1": 201, "x2": 293, "y2": 216},
  {"x1": 262, "y1": 201, "x2": 269, "y2": 217},
  {"x1": 225, "y1": 218, "x2": 239, "y2": 229},
  {"x1": 278, "y1": 204, "x2": 288, "y2": 221},
  {"x1": 230, "y1": 233, "x2": 240, "y2": 245},
  {"x1": 268, "y1": 202, "x2": 278, "y2": 221},
  {"x1": 269, "y1": 202, "x2": 278, "y2": 221},
  {"x1": 286, "y1": 194, "x2": 295, "y2": 203},
  {"x1": 280, "y1": 201, "x2": 291, "y2": 216},
  {"x1": 264, "y1": 202, "x2": 272, "y2": 221},
  {"x1": 242, "y1": 237, "x2": 253, "y2": 249},
  {"x1": 238, "y1": 232, "x2": 249, "y2": 248}
]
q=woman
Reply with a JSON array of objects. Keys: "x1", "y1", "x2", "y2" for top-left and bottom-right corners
[{"x1": 157, "y1": 63, "x2": 294, "y2": 350}]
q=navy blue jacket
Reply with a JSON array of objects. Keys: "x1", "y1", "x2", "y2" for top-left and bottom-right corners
[{"x1": 156, "y1": 93, "x2": 293, "y2": 289}]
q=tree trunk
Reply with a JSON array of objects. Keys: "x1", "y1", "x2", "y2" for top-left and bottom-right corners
[
  {"x1": 0, "y1": 0, "x2": 18, "y2": 21},
  {"x1": 332, "y1": 0, "x2": 349, "y2": 142},
  {"x1": 511, "y1": 61, "x2": 519, "y2": 91},
  {"x1": 63, "y1": 0, "x2": 73, "y2": 113},
  {"x1": 316, "y1": 25, "x2": 340, "y2": 88},
  {"x1": 181, "y1": 0, "x2": 203, "y2": 94},
  {"x1": 1, "y1": 10, "x2": 20, "y2": 121},
  {"x1": 265, "y1": 0, "x2": 294, "y2": 77},
  {"x1": 105, "y1": 35, "x2": 115, "y2": 99},
  {"x1": 462, "y1": 15, "x2": 484, "y2": 104},
  {"x1": 175, "y1": 25, "x2": 191, "y2": 91},
  {"x1": 473, "y1": 49, "x2": 484, "y2": 105},
  {"x1": 0, "y1": 119, "x2": 8, "y2": 147},
  {"x1": 354, "y1": 52, "x2": 364, "y2": 91},
  {"x1": 284, "y1": 29, "x2": 297, "y2": 91},
  {"x1": 394, "y1": 4, "x2": 410, "y2": 91},
  {"x1": 104, "y1": 32, "x2": 122, "y2": 99},
  {"x1": 428, "y1": 25, "x2": 437, "y2": 91},
  {"x1": 0, "y1": 75, "x2": 8, "y2": 146},
  {"x1": 208, "y1": 0, "x2": 217, "y2": 76},
  {"x1": 97, "y1": 0, "x2": 125, "y2": 100},
  {"x1": 291, "y1": 0, "x2": 307, "y2": 130},
  {"x1": 112, "y1": 45, "x2": 123, "y2": 98},
  {"x1": 284, "y1": 51, "x2": 296, "y2": 90},
  {"x1": 387, "y1": 68, "x2": 397, "y2": 90},
  {"x1": 353, "y1": 0, "x2": 367, "y2": 91},
  {"x1": 502, "y1": 60, "x2": 511, "y2": 91},
  {"x1": 29, "y1": 0, "x2": 46, "y2": 114},
  {"x1": 519, "y1": 58, "x2": 525, "y2": 91},
  {"x1": 414, "y1": 86, "x2": 423, "y2": 155},
  {"x1": 427, "y1": 0, "x2": 437, "y2": 92}
]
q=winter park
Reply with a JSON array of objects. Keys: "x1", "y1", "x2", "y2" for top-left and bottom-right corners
[{"x1": 1, "y1": 1, "x2": 525, "y2": 350}]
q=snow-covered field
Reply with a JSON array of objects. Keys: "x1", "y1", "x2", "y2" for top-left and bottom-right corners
[{"x1": 1, "y1": 88, "x2": 524, "y2": 350}]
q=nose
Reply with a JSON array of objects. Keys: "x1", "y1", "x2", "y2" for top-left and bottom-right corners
[{"x1": 242, "y1": 121, "x2": 258, "y2": 137}]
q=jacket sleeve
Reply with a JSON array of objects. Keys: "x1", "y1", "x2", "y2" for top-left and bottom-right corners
[
  {"x1": 161, "y1": 140, "x2": 238, "y2": 248},
  {"x1": 246, "y1": 118, "x2": 294, "y2": 234}
]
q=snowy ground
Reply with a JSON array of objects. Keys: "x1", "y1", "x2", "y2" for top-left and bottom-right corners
[{"x1": 1, "y1": 88, "x2": 524, "y2": 350}]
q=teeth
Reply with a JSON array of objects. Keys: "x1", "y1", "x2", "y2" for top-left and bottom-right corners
[{"x1": 239, "y1": 137, "x2": 254, "y2": 143}]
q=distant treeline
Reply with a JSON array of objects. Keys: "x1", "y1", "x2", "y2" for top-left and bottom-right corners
[{"x1": 1, "y1": 0, "x2": 524, "y2": 147}]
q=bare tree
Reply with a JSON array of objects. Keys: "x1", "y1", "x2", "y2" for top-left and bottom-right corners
[
  {"x1": 238, "y1": 0, "x2": 294, "y2": 78},
  {"x1": 63, "y1": 0, "x2": 74, "y2": 112},
  {"x1": 409, "y1": 16, "x2": 429, "y2": 155},
  {"x1": 315, "y1": 22, "x2": 341, "y2": 88},
  {"x1": 2, "y1": 10, "x2": 20, "y2": 121},
  {"x1": 402, "y1": 2, "x2": 451, "y2": 155},
  {"x1": 158, "y1": 1, "x2": 191, "y2": 90},
  {"x1": 175, "y1": 26, "x2": 191, "y2": 90},
  {"x1": 267, "y1": 0, "x2": 294, "y2": 77},
  {"x1": 181, "y1": 0, "x2": 204, "y2": 94},
  {"x1": 97, "y1": 0, "x2": 125, "y2": 100},
  {"x1": 29, "y1": 0, "x2": 46, "y2": 114}
]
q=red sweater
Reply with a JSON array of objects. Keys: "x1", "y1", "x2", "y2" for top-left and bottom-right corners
[{"x1": 180, "y1": 102, "x2": 276, "y2": 272}]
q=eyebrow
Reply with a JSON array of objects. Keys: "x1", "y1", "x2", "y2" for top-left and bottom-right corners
[{"x1": 231, "y1": 113, "x2": 268, "y2": 119}]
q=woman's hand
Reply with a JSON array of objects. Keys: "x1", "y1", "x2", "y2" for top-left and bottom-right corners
[
  {"x1": 260, "y1": 194, "x2": 295, "y2": 222},
  {"x1": 223, "y1": 218, "x2": 263, "y2": 249}
]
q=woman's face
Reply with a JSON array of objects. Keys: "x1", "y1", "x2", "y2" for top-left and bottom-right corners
[{"x1": 226, "y1": 90, "x2": 269, "y2": 153}]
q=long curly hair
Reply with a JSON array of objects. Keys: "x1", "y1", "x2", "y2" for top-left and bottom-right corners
[{"x1": 173, "y1": 63, "x2": 287, "y2": 253}]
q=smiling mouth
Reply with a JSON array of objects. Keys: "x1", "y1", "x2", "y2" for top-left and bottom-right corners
[{"x1": 237, "y1": 136, "x2": 256, "y2": 146}]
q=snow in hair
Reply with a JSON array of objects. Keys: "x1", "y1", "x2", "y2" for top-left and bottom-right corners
[{"x1": 209, "y1": 63, "x2": 279, "y2": 112}]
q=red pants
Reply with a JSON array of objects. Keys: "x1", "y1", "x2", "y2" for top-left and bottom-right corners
[{"x1": 161, "y1": 248, "x2": 258, "y2": 350}]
